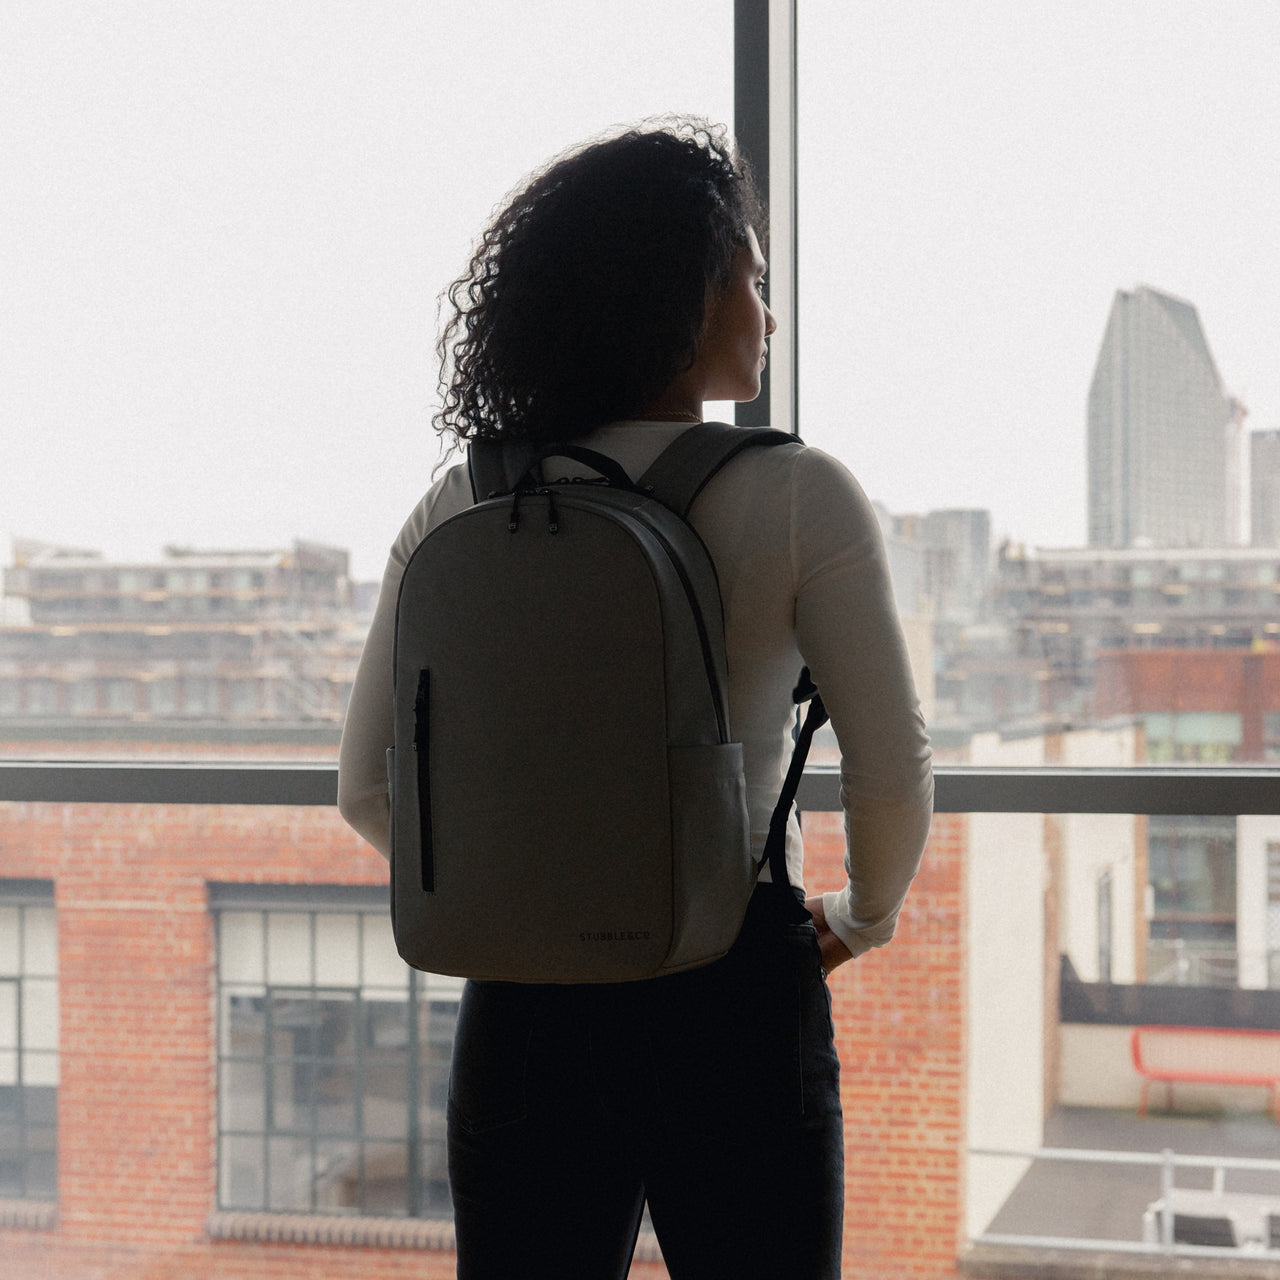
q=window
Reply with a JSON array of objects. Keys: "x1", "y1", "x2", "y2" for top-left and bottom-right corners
[
  {"x1": 213, "y1": 889, "x2": 459, "y2": 1219},
  {"x1": 227, "y1": 681, "x2": 258, "y2": 718},
  {"x1": 182, "y1": 678, "x2": 216, "y2": 717},
  {"x1": 1268, "y1": 843, "x2": 1280, "y2": 989},
  {"x1": 70, "y1": 682, "x2": 97, "y2": 715},
  {"x1": 0, "y1": 883, "x2": 58, "y2": 1201},
  {"x1": 147, "y1": 679, "x2": 176, "y2": 716},
  {"x1": 1143, "y1": 712, "x2": 1242, "y2": 765},
  {"x1": 24, "y1": 681, "x2": 58, "y2": 716},
  {"x1": 103, "y1": 679, "x2": 134, "y2": 715},
  {"x1": 1147, "y1": 816, "x2": 1237, "y2": 986},
  {"x1": 1096, "y1": 870, "x2": 1112, "y2": 985}
]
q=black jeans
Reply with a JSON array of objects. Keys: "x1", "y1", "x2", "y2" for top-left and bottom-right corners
[{"x1": 447, "y1": 885, "x2": 844, "y2": 1279}]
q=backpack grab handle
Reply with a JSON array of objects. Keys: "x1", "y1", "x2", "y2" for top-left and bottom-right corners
[{"x1": 514, "y1": 445, "x2": 637, "y2": 493}]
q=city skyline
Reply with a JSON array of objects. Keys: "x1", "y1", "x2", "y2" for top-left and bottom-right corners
[{"x1": 5, "y1": 3, "x2": 1280, "y2": 581}]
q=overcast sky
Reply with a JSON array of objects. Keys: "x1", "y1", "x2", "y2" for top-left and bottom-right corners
[{"x1": 5, "y1": 1, "x2": 1279, "y2": 580}]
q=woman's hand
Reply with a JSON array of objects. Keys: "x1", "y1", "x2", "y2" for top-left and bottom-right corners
[{"x1": 805, "y1": 895, "x2": 855, "y2": 974}]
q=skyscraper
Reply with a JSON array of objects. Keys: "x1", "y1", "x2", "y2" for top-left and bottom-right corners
[
  {"x1": 1251, "y1": 428, "x2": 1280, "y2": 547},
  {"x1": 1087, "y1": 285, "x2": 1234, "y2": 548}
]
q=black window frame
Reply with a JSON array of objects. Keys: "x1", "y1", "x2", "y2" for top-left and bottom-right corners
[
  {"x1": 210, "y1": 884, "x2": 460, "y2": 1221},
  {"x1": 0, "y1": 880, "x2": 59, "y2": 1204}
]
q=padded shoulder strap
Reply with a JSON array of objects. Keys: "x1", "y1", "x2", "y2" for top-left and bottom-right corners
[
  {"x1": 636, "y1": 422, "x2": 797, "y2": 518},
  {"x1": 467, "y1": 439, "x2": 541, "y2": 502}
]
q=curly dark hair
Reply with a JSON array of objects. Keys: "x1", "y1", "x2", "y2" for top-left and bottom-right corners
[{"x1": 434, "y1": 119, "x2": 765, "y2": 446}]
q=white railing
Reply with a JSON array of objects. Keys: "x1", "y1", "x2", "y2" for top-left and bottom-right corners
[{"x1": 971, "y1": 1145, "x2": 1280, "y2": 1260}]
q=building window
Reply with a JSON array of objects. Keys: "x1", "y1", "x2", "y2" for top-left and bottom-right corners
[
  {"x1": 183, "y1": 677, "x2": 217, "y2": 717},
  {"x1": 0, "y1": 883, "x2": 58, "y2": 1201},
  {"x1": 25, "y1": 681, "x2": 58, "y2": 716},
  {"x1": 213, "y1": 888, "x2": 459, "y2": 1219},
  {"x1": 1268, "y1": 843, "x2": 1280, "y2": 989},
  {"x1": 1147, "y1": 816, "x2": 1236, "y2": 986},
  {"x1": 1143, "y1": 712, "x2": 1242, "y2": 764},
  {"x1": 147, "y1": 679, "x2": 177, "y2": 716},
  {"x1": 227, "y1": 680, "x2": 258, "y2": 717},
  {"x1": 1263, "y1": 713, "x2": 1280, "y2": 762},
  {"x1": 103, "y1": 679, "x2": 134, "y2": 715},
  {"x1": 70, "y1": 682, "x2": 97, "y2": 715},
  {"x1": 1096, "y1": 870, "x2": 1112, "y2": 985}
]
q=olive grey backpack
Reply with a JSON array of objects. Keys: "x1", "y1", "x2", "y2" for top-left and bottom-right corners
[{"x1": 387, "y1": 422, "x2": 826, "y2": 983}]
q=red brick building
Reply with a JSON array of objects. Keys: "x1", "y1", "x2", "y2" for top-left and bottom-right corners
[
  {"x1": 0, "y1": 793, "x2": 966, "y2": 1280},
  {"x1": 1095, "y1": 646, "x2": 1280, "y2": 763}
]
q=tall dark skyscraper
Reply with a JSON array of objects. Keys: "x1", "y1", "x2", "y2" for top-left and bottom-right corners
[{"x1": 1087, "y1": 285, "x2": 1235, "y2": 548}]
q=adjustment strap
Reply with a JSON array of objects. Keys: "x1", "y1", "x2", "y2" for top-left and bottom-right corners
[{"x1": 759, "y1": 668, "x2": 829, "y2": 921}]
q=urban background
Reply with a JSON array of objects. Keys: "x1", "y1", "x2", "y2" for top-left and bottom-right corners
[{"x1": 6, "y1": 3, "x2": 1280, "y2": 1277}]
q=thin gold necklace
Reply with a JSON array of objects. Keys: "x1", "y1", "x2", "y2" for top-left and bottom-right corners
[{"x1": 639, "y1": 409, "x2": 702, "y2": 423}]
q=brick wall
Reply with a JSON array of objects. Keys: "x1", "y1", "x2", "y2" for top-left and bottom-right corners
[
  {"x1": 0, "y1": 799, "x2": 965, "y2": 1280},
  {"x1": 805, "y1": 810, "x2": 967, "y2": 1280}
]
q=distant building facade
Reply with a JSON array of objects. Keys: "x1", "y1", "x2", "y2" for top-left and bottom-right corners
[
  {"x1": 1087, "y1": 285, "x2": 1235, "y2": 549},
  {"x1": 0, "y1": 540, "x2": 365, "y2": 744},
  {"x1": 1251, "y1": 428, "x2": 1280, "y2": 547},
  {"x1": 935, "y1": 543, "x2": 1280, "y2": 739}
]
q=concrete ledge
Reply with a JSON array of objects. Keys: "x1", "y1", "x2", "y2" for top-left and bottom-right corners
[
  {"x1": 206, "y1": 1211, "x2": 454, "y2": 1250},
  {"x1": 961, "y1": 1243, "x2": 1280, "y2": 1278},
  {"x1": 0, "y1": 1199, "x2": 58, "y2": 1231},
  {"x1": 206, "y1": 1211, "x2": 664, "y2": 1261}
]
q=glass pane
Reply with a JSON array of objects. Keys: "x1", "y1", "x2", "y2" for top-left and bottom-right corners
[
  {"x1": 360, "y1": 916, "x2": 408, "y2": 991},
  {"x1": 221, "y1": 988, "x2": 266, "y2": 1056},
  {"x1": 269, "y1": 994, "x2": 315, "y2": 1060},
  {"x1": 219, "y1": 1059, "x2": 265, "y2": 1132},
  {"x1": 419, "y1": 1137, "x2": 452, "y2": 1220},
  {"x1": 266, "y1": 913, "x2": 311, "y2": 986},
  {"x1": 21, "y1": 978, "x2": 58, "y2": 1051},
  {"x1": 3, "y1": 2, "x2": 733, "y2": 765},
  {"x1": 361, "y1": 1142, "x2": 409, "y2": 1219},
  {"x1": 0, "y1": 981, "x2": 16, "y2": 1049},
  {"x1": 22, "y1": 908, "x2": 56, "y2": 976},
  {"x1": 267, "y1": 1136, "x2": 312, "y2": 1211},
  {"x1": 418, "y1": 995, "x2": 458, "y2": 1121},
  {"x1": 0, "y1": 910, "x2": 19, "y2": 974},
  {"x1": 314, "y1": 913, "x2": 359, "y2": 987},
  {"x1": 219, "y1": 913, "x2": 264, "y2": 984},
  {"x1": 312, "y1": 1062, "x2": 355, "y2": 1139},
  {"x1": 25, "y1": 1139, "x2": 57, "y2": 1199},
  {"x1": 363, "y1": 995, "x2": 409, "y2": 1054},
  {"x1": 24, "y1": 1084, "x2": 57, "y2": 1126},
  {"x1": 22, "y1": 1052, "x2": 59, "y2": 1087},
  {"x1": 0, "y1": 1126, "x2": 22, "y2": 1197},
  {"x1": 314, "y1": 991, "x2": 357, "y2": 1059},
  {"x1": 362, "y1": 1061, "x2": 407, "y2": 1141},
  {"x1": 798, "y1": 4, "x2": 1280, "y2": 759},
  {"x1": 268, "y1": 1059, "x2": 311, "y2": 1134},
  {"x1": 0, "y1": 1051, "x2": 16, "y2": 1087},
  {"x1": 418, "y1": 1056, "x2": 452, "y2": 1125},
  {"x1": 314, "y1": 1139, "x2": 361, "y2": 1212},
  {"x1": 220, "y1": 1135, "x2": 264, "y2": 1210}
]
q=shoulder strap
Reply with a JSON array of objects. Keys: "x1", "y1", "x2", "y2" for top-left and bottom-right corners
[
  {"x1": 469, "y1": 422, "x2": 798, "y2": 509},
  {"x1": 636, "y1": 422, "x2": 796, "y2": 518}
]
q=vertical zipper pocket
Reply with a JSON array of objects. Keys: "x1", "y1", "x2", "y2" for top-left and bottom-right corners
[{"x1": 413, "y1": 669, "x2": 434, "y2": 892}]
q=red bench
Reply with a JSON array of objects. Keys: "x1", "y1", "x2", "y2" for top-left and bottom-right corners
[{"x1": 1131, "y1": 1025, "x2": 1280, "y2": 1121}]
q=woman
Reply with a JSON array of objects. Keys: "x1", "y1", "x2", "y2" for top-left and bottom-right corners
[{"x1": 338, "y1": 119, "x2": 932, "y2": 1279}]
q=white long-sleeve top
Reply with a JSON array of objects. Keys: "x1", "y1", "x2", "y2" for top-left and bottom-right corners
[{"x1": 338, "y1": 420, "x2": 933, "y2": 959}]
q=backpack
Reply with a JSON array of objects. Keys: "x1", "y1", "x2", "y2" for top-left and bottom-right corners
[{"x1": 387, "y1": 422, "x2": 827, "y2": 983}]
